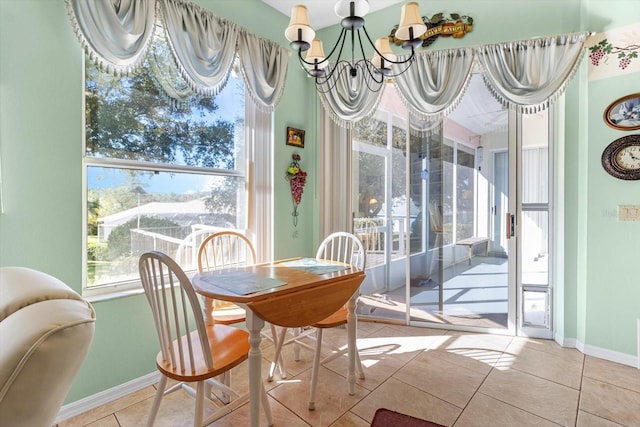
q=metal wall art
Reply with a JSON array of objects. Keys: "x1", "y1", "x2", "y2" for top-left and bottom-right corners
[{"x1": 389, "y1": 13, "x2": 473, "y2": 48}]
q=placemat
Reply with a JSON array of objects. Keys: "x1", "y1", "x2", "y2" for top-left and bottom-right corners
[
  {"x1": 281, "y1": 258, "x2": 349, "y2": 274},
  {"x1": 199, "y1": 271, "x2": 287, "y2": 295}
]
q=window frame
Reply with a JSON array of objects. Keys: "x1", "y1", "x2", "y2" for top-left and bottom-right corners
[{"x1": 81, "y1": 59, "x2": 269, "y2": 301}]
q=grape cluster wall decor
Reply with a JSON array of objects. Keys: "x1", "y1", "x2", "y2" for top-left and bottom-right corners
[{"x1": 286, "y1": 153, "x2": 307, "y2": 226}]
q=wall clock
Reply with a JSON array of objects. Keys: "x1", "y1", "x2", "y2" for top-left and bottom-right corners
[{"x1": 601, "y1": 134, "x2": 640, "y2": 180}]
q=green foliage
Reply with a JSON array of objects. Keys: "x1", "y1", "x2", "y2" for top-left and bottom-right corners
[
  {"x1": 85, "y1": 60, "x2": 235, "y2": 170},
  {"x1": 84, "y1": 36, "x2": 245, "y2": 225},
  {"x1": 87, "y1": 199, "x2": 101, "y2": 236},
  {"x1": 204, "y1": 176, "x2": 241, "y2": 216},
  {"x1": 87, "y1": 240, "x2": 108, "y2": 261},
  {"x1": 106, "y1": 216, "x2": 180, "y2": 260}
]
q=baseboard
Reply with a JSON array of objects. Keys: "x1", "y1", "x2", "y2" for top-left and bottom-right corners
[
  {"x1": 55, "y1": 371, "x2": 160, "y2": 424},
  {"x1": 581, "y1": 343, "x2": 638, "y2": 368},
  {"x1": 555, "y1": 333, "x2": 638, "y2": 369},
  {"x1": 554, "y1": 333, "x2": 577, "y2": 348}
]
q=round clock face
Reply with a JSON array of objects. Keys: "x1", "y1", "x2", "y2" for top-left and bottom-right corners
[{"x1": 601, "y1": 134, "x2": 640, "y2": 180}]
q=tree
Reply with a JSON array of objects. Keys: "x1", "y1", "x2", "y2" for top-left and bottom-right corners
[
  {"x1": 85, "y1": 37, "x2": 244, "y2": 227},
  {"x1": 85, "y1": 60, "x2": 235, "y2": 170}
]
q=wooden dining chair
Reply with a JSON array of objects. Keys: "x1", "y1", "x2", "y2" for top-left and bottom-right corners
[
  {"x1": 197, "y1": 231, "x2": 257, "y2": 325},
  {"x1": 268, "y1": 231, "x2": 367, "y2": 410},
  {"x1": 197, "y1": 230, "x2": 285, "y2": 378},
  {"x1": 138, "y1": 251, "x2": 272, "y2": 427}
]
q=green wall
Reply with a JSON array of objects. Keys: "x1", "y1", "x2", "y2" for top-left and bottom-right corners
[
  {"x1": 0, "y1": 0, "x2": 638, "y2": 407},
  {"x1": 0, "y1": 0, "x2": 318, "y2": 404},
  {"x1": 586, "y1": 69, "x2": 640, "y2": 353},
  {"x1": 580, "y1": 0, "x2": 640, "y2": 357}
]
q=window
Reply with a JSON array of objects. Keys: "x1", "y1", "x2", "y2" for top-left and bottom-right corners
[{"x1": 83, "y1": 37, "x2": 251, "y2": 297}]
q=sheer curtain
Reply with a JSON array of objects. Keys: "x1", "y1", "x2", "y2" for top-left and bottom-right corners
[
  {"x1": 67, "y1": 0, "x2": 287, "y2": 111},
  {"x1": 318, "y1": 105, "x2": 352, "y2": 237}
]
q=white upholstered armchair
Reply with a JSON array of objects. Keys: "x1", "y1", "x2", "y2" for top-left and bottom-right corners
[{"x1": 0, "y1": 267, "x2": 96, "y2": 427}]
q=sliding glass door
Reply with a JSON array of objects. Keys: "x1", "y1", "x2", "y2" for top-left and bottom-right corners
[
  {"x1": 354, "y1": 76, "x2": 554, "y2": 338},
  {"x1": 352, "y1": 89, "x2": 410, "y2": 320}
]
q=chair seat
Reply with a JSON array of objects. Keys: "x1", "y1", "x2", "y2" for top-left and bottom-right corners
[
  {"x1": 211, "y1": 303, "x2": 246, "y2": 325},
  {"x1": 312, "y1": 307, "x2": 347, "y2": 329},
  {"x1": 156, "y1": 325, "x2": 250, "y2": 382}
]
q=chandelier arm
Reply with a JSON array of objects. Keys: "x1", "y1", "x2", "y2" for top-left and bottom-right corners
[
  {"x1": 297, "y1": 49, "x2": 307, "y2": 68},
  {"x1": 361, "y1": 25, "x2": 417, "y2": 65},
  {"x1": 358, "y1": 60, "x2": 385, "y2": 87},
  {"x1": 363, "y1": 77, "x2": 385, "y2": 92},
  {"x1": 297, "y1": 27, "x2": 349, "y2": 70},
  {"x1": 334, "y1": 59, "x2": 361, "y2": 78},
  {"x1": 313, "y1": 61, "x2": 354, "y2": 93},
  {"x1": 354, "y1": 31, "x2": 388, "y2": 83},
  {"x1": 355, "y1": 29, "x2": 370, "y2": 65},
  {"x1": 317, "y1": 54, "x2": 351, "y2": 86},
  {"x1": 324, "y1": 27, "x2": 349, "y2": 63},
  {"x1": 379, "y1": 54, "x2": 417, "y2": 78},
  {"x1": 360, "y1": 25, "x2": 385, "y2": 57},
  {"x1": 351, "y1": 25, "x2": 357, "y2": 66},
  {"x1": 300, "y1": 27, "x2": 349, "y2": 70}
]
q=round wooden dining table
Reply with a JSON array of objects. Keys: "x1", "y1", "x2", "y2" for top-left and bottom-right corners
[{"x1": 191, "y1": 258, "x2": 365, "y2": 427}]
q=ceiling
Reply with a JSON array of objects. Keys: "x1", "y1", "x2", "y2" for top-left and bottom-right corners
[{"x1": 260, "y1": 0, "x2": 404, "y2": 30}]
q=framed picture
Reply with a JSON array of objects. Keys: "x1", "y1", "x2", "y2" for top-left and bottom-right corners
[
  {"x1": 286, "y1": 127, "x2": 305, "y2": 148},
  {"x1": 603, "y1": 93, "x2": 640, "y2": 131}
]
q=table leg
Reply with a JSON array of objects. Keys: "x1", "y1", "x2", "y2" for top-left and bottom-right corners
[
  {"x1": 245, "y1": 310, "x2": 265, "y2": 427},
  {"x1": 346, "y1": 292, "x2": 357, "y2": 395}
]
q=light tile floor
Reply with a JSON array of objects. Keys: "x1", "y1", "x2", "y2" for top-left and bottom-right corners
[{"x1": 57, "y1": 322, "x2": 640, "y2": 427}]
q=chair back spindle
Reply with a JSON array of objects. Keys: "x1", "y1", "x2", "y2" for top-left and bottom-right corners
[
  {"x1": 139, "y1": 251, "x2": 213, "y2": 373},
  {"x1": 316, "y1": 231, "x2": 366, "y2": 271},
  {"x1": 198, "y1": 231, "x2": 256, "y2": 272}
]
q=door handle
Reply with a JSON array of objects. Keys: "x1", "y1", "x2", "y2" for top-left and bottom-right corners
[{"x1": 506, "y1": 213, "x2": 515, "y2": 239}]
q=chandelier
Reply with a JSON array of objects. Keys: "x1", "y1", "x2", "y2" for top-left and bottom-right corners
[{"x1": 284, "y1": 0, "x2": 427, "y2": 93}]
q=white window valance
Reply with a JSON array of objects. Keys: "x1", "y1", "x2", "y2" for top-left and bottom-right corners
[
  {"x1": 394, "y1": 48, "x2": 475, "y2": 123},
  {"x1": 316, "y1": 66, "x2": 385, "y2": 129},
  {"x1": 66, "y1": 0, "x2": 156, "y2": 75},
  {"x1": 321, "y1": 32, "x2": 588, "y2": 127},
  {"x1": 66, "y1": 0, "x2": 288, "y2": 112},
  {"x1": 474, "y1": 33, "x2": 587, "y2": 114}
]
